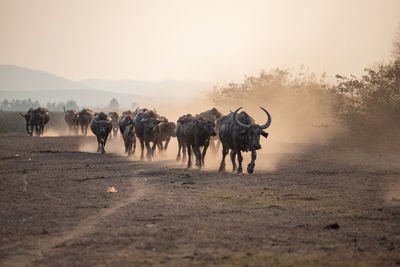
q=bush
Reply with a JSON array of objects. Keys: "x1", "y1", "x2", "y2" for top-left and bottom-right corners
[{"x1": 331, "y1": 60, "x2": 400, "y2": 147}]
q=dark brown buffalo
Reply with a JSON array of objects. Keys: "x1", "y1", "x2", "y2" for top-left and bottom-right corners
[
  {"x1": 79, "y1": 108, "x2": 94, "y2": 136},
  {"x1": 196, "y1": 108, "x2": 224, "y2": 154},
  {"x1": 134, "y1": 110, "x2": 164, "y2": 161},
  {"x1": 155, "y1": 117, "x2": 176, "y2": 152},
  {"x1": 218, "y1": 107, "x2": 271, "y2": 174},
  {"x1": 196, "y1": 108, "x2": 223, "y2": 121},
  {"x1": 90, "y1": 112, "x2": 112, "y2": 153},
  {"x1": 118, "y1": 110, "x2": 133, "y2": 137},
  {"x1": 183, "y1": 117, "x2": 217, "y2": 169},
  {"x1": 107, "y1": 112, "x2": 119, "y2": 137},
  {"x1": 64, "y1": 108, "x2": 79, "y2": 135},
  {"x1": 20, "y1": 107, "x2": 50, "y2": 136},
  {"x1": 175, "y1": 114, "x2": 194, "y2": 162},
  {"x1": 118, "y1": 108, "x2": 143, "y2": 137},
  {"x1": 120, "y1": 113, "x2": 134, "y2": 153},
  {"x1": 123, "y1": 124, "x2": 136, "y2": 156}
]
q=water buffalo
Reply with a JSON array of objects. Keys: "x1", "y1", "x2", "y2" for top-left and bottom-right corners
[
  {"x1": 64, "y1": 108, "x2": 79, "y2": 135},
  {"x1": 196, "y1": 108, "x2": 223, "y2": 122},
  {"x1": 20, "y1": 107, "x2": 50, "y2": 136},
  {"x1": 20, "y1": 108, "x2": 34, "y2": 136},
  {"x1": 118, "y1": 110, "x2": 133, "y2": 137},
  {"x1": 218, "y1": 107, "x2": 271, "y2": 174},
  {"x1": 183, "y1": 117, "x2": 217, "y2": 169},
  {"x1": 119, "y1": 113, "x2": 134, "y2": 153},
  {"x1": 175, "y1": 114, "x2": 194, "y2": 162},
  {"x1": 108, "y1": 112, "x2": 119, "y2": 137},
  {"x1": 135, "y1": 110, "x2": 164, "y2": 161},
  {"x1": 196, "y1": 108, "x2": 224, "y2": 154},
  {"x1": 79, "y1": 108, "x2": 94, "y2": 136},
  {"x1": 123, "y1": 124, "x2": 136, "y2": 156},
  {"x1": 118, "y1": 108, "x2": 143, "y2": 137},
  {"x1": 90, "y1": 112, "x2": 113, "y2": 153},
  {"x1": 155, "y1": 117, "x2": 176, "y2": 152}
]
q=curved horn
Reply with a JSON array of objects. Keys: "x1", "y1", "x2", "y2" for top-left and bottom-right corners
[
  {"x1": 20, "y1": 113, "x2": 26, "y2": 118},
  {"x1": 259, "y1": 107, "x2": 272, "y2": 129},
  {"x1": 233, "y1": 107, "x2": 250, "y2": 129}
]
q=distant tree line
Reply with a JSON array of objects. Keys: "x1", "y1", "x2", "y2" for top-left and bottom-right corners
[
  {"x1": 0, "y1": 99, "x2": 80, "y2": 112},
  {"x1": 0, "y1": 98, "x2": 125, "y2": 112}
]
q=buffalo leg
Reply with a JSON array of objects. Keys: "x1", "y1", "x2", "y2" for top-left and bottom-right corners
[
  {"x1": 201, "y1": 141, "x2": 210, "y2": 168},
  {"x1": 151, "y1": 142, "x2": 157, "y2": 158},
  {"x1": 218, "y1": 146, "x2": 228, "y2": 172},
  {"x1": 165, "y1": 138, "x2": 170, "y2": 151},
  {"x1": 237, "y1": 150, "x2": 244, "y2": 174},
  {"x1": 187, "y1": 145, "x2": 192, "y2": 168},
  {"x1": 157, "y1": 141, "x2": 163, "y2": 152},
  {"x1": 96, "y1": 136, "x2": 101, "y2": 152},
  {"x1": 145, "y1": 141, "x2": 153, "y2": 161},
  {"x1": 230, "y1": 151, "x2": 237, "y2": 173},
  {"x1": 140, "y1": 139, "x2": 145, "y2": 160},
  {"x1": 128, "y1": 142, "x2": 132, "y2": 156},
  {"x1": 182, "y1": 144, "x2": 187, "y2": 163},
  {"x1": 35, "y1": 125, "x2": 40, "y2": 136},
  {"x1": 125, "y1": 140, "x2": 129, "y2": 153},
  {"x1": 103, "y1": 134, "x2": 109, "y2": 153},
  {"x1": 133, "y1": 137, "x2": 136, "y2": 154},
  {"x1": 101, "y1": 137, "x2": 106, "y2": 154},
  {"x1": 247, "y1": 150, "x2": 257, "y2": 174},
  {"x1": 176, "y1": 140, "x2": 182, "y2": 162},
  {"x1": 124, "y1": 136, "x2": 128, "y2": 152},
  {"x1": 194, "y1": 146, "x2": 202, "y2": 169}
]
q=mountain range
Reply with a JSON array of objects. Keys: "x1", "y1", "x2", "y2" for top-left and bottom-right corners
[{"x1": 0, "y1": 65, "x2": 211, "y2": 108}]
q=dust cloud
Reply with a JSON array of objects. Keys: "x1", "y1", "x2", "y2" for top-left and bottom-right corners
[
  {"x1": 43, "y1": 87, "x2": 337, "y2": 173},
  {"x1": 47, "y1": 81, "x2": 342, "y2": 173}
]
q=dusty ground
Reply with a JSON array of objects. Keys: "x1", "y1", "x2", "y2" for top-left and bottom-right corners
[{"x1": 1, "y1": 135, "x2": 400, "y2": 266}]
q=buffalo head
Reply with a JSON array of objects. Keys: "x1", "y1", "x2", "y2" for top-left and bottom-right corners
[
  {"x1": 166, "y1": 122, "x2": 177, "y2": 137},
  {"x1": 196, "y1": 119, "x2": 217, "y2": 137},
  {"x1": 20, "y1": 108, "x2": 33, "y2": 135},
  {"x1": 142, "y1": 118, "x2": 164, "y2": 132},
  {"x1": 233, "y1": 107, "x2": 271, "y2": 151}
]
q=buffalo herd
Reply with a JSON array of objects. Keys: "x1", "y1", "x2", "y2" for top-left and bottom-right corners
[{"x1": 21, "y1": 106, "x2": 272, "y2": 174}]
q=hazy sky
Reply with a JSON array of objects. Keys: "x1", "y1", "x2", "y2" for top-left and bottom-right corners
[{"x1": 0, "y1": 0, "x2": 399, "y2": 83}]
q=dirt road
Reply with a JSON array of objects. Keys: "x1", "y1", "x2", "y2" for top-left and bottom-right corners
[{"x1": 1, "y1": 135, "x2": 400, "y2": 266}]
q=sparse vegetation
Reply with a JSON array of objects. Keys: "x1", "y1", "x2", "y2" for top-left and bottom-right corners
[
  {"x1": 331, "y1": 60, "x2": 400, "y2": 147},
  {"x1": 208, "y1": 37, "x2": 400, "y2": 150}
]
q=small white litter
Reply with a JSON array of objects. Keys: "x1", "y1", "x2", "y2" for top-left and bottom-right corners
[{"x1": 107, "y1": 186, "x2": 117, "y2": 193}]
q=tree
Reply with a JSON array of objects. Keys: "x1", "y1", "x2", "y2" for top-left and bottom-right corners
[
  {"x1": 56, "y1": 102, "x2": 65, "y2": 111},
  {"x1": 65, "y1": 100, "x2": 79, "y2": 111},
  {"x1": 109, "y1": 98, "x2": 119, "y2": 110}
]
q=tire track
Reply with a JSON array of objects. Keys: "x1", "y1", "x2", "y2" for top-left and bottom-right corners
[{"x1": 1, "y1": 179, "x2": 147, "y2": 267}]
